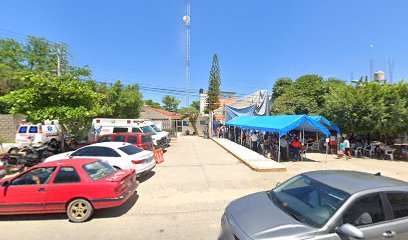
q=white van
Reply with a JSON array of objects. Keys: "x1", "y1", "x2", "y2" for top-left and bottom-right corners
[
  {"x1": 88, "y1": 118, "x2": 168, "y2": 148},
  {"x1": 144, "y1": 121, "x2": 171, "y2": 146},
  {"x1": 15, "y1": 120, "x2": 65, "y2": 146}
]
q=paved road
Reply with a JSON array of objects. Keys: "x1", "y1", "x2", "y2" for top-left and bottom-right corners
[
  {"x1": 2, "y1": 136, "x2": 407, "y2": 240},
  {"x1": 0, "y1": 136, "x2": 278, "y2": 240}
]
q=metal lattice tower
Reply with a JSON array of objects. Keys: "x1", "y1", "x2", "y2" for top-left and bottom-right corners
[{"x1": 183, "y1": 0, "x2": 191, "y2": 106}]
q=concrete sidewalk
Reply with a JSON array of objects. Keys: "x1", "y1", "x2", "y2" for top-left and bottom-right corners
[{"x1": 212, "y1": 137, "x2": 286, "y2": 172}]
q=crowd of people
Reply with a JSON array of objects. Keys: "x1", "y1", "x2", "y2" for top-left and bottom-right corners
[
  {"x1": 215, "y1": 125, "x2": 305, "y2": 161},
  {"x1": 214, "y1": 123, "x2": 402, "y2": 161}
]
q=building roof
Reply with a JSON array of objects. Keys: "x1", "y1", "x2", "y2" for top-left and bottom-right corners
[
  {"x1": 142, "y1": 106, "x2": 182, "y2": 119},
  {"x1": 304, "y1": 170, "x2": 408, "y2": 194},
  {"x1": 219, "y1": 97, "x2": 238, "y2": 106}
]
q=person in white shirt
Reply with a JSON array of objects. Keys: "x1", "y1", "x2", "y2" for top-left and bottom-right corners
[
  {"x1": 279, "y1": 137, "x2": 288, "y2": 160},
  {"x1": 251, "y1": 132, "x2": 258, "y2": 152},
  {"x1": 343, "y1": 137, "x2": 351, "y2": 159}
]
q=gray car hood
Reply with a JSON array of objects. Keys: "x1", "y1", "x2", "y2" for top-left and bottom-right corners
[{"x1": 227, "y1": 192, "x2": 317, "y2": 239}]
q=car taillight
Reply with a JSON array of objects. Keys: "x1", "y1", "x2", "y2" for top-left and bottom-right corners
[
  {"x1": 114, "y1": 181, "x2": 126, "y2": 193},
  {"x1": 96, "y1": 119, "x2": 100, "y2": 123},
  {"x1": 127, "y1": 120, "x2": 131, "y2": 124},
  {"x1": 131, "y1": 159, "x2": 145, "y2": 164},
  {"x1": 0, "y1": 166, "x2": 4, "y2": 171}
]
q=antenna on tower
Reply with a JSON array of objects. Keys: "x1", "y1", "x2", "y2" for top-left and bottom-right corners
[
  {"x1": 183, "y1": 0, "x2": 191, "y2": 106},
  {"x1": 388, "y1": 58, "x2": 394, "y2": 84}
]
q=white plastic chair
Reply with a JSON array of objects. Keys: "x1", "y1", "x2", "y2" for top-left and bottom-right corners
[
  {"x1": 354, "y1": 147, "x2": 363, "y2": 157},
  {"x1": 384, "y1": 148, "x2": 396, "y2": 161},
  {"x1": 364, "y1": 145, "x2": 376, "y2": 157}
]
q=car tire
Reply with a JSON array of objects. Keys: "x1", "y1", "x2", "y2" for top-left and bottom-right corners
[{"x1": 67, "y1": 198, "x2": 94, "y2": 223}]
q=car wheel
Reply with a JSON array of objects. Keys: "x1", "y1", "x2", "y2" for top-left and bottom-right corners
[{"x1": 67, "y1": 198, "x2": 94, "y2": 223}]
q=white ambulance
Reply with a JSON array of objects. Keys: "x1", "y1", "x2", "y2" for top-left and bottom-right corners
[
  {"x1": 88, "y1": 118, "x2": 168, "y2": 148},
  {"x1": 144, "y1": 121, "x2": 171, "y2": 146},
  {"x1": 15, "y1": 120, "x2": 65, "y2": 146}
]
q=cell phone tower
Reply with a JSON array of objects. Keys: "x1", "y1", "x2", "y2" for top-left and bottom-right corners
[{"x1": 183, "y1": 0, "x2": 191, "y2": 106}]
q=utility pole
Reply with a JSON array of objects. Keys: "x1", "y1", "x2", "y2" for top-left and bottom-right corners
[
  {"x1": 55, "y1": 43, "x2": 62, "y2": 77},
  {"x1": 369, "y1": 44, "x2": 374, "y2": 81},
  {"x1": 183, "y1": 0, "x2": 191, "y2": 106}
]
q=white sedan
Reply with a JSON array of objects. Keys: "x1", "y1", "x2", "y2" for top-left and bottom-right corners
[{"x1": 44, "y1": 142, "x2": 155, "y2": 175}]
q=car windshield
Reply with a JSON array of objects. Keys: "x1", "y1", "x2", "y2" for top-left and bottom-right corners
[
  {"x1": 150, "y1": 125, "x2": 161, "y2": 132},
  {"x1": 141, "y1": 126, "x2": 156, "y2": 135},
  {"x1": 82, "y1": 160, "x2": 116, "y2": 180},
  {"x1": 271, "y1": 175, "x2": 350, "y2": 228},
  {"x1": 118, "y1": 144, "x2": 143, "y2": 155}
]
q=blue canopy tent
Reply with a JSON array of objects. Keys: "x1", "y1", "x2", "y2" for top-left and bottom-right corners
[
  {"x1": 225, "y1": 115, "x2": 331, "y2": 162},
  {"x1": 309, "y1": 116, "x2": 340, "y2": 133}
]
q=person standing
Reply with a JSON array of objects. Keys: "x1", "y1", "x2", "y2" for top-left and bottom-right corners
[
  {"x1": 343, "y1": 137, "x2": 351, "y2": 159},
  {"x1": 291, "y1": 137, "x2": 302, "y2": 161},
  {"x1": 279, "y1": 137, "x2": 288, "y2": 161},
  {"x1": 251, "y1": 131, "x2": 258, "y2": 152}
]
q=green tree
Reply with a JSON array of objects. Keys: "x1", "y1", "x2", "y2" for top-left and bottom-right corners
[
  {"x1": 100, "y1": 81, "x2": 143, "y2": 118},
  {"x1": 271, "y1": 74, "x2": 326, "y2": 115},
  {"x1": 0, "y1": 73, "x2": 103, "y2": 134},
  {"x1": 0, "y1": 36, "x2": 91, "y2": 113},
  {"x1": 144, "y1": 99, "x2": 163, "y2": 109},
  {"x1": 0, "y1": 38, "x2": 25, "y2": 69},
  {"x1": 206, "y1": 53, "x2": 221, "y2": 113},
  {"x1": 162, "y1": 95, "x2": 181, "y2": 112},
  {"x1": 191, "y1": 100, "x2": 200, "y2": 111},
  {"x1": 179, "y1": 107, "x2": 199, "y2": 135},
  {"x1": 271, "y1": 78, "x2": 292, "y2": 100}
]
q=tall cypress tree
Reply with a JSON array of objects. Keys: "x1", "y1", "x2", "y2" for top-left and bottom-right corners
[{"x1": 205, "y1": 53, "x2": 221, "y2": 113}]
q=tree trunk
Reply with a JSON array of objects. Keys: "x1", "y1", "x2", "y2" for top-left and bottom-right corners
[{"x1": 190, "y1": 117, "x2": 199, "y2": 136}]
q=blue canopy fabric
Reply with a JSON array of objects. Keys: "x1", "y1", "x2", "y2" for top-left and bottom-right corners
[
  {"x1": 226, "y1": 115, "x2": 331, "y2": 136},
  {"x1": 225, "y1": 105, "x2": 257, "y2": 123},
  {"x1": 309, "y1": 116, "x2": 340, "y2": 133}
]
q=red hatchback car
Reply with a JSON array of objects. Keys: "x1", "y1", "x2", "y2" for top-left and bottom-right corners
[
  {"x1": 97, "y1": 133, "x2": 154, "y2": 151},
  {"x1": 0, "y1": 158, "x2": 139, "y2": 223}
]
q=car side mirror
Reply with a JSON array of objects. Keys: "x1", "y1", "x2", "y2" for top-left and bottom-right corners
[
  {"x1": 2, "y1": 181, "x2": 10, "y2": 187},
  {"x1": 336, "y1": 223, "x2": 364, "y2": 239}
]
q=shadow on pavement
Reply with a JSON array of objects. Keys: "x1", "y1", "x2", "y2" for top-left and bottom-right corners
[
  {"x1": 138, "y1": 170, "x2": 155, "y2": 183},
  {"x1": 0, "y1": 193, "x2": 140, "y2": 222},
  {"x1": 92, "y1": 193, "x2": 139, "y2": 219}
]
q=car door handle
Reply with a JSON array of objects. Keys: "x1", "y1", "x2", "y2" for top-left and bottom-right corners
[
  {"x1": 37, "y1": 188, "x2": 46, "y2": 192},
  {"x1": 382, "y1": 231, "x2": 397, "y2": 238}
]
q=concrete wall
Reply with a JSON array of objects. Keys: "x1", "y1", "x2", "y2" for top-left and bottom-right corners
[
  {"x1": 181, "y1": 116, "x2": 209, "y2": 135},
  {"x1": 0, "y1": 114, "x2": 26, "y2": 143}
]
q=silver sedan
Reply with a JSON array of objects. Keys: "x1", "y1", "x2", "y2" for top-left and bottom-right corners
[{"x1": 220, "y1": 170, "x2": 408, "y2": 240}]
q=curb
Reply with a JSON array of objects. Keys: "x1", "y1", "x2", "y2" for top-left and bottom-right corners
[{"x1": 211, "y1": 138, "x2": 286, "y2": 172}]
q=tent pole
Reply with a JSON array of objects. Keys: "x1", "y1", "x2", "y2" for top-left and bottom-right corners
[
  {"x1": 302, "y1": 128, "x2": 305, "y2": 144},
  {"x1": 241, "y1": 129, "x2": 243, "y2": 145},
  {"x1": 278, "y1": 134, "x2": 281, "y2": 163}
]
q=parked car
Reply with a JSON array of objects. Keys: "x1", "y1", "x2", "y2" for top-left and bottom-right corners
[
  {"x1": 88, "y1": 118, "x2": 168, "y2": 149},
  {"x1": 220, "y1": 170, "x2": 408, "y2": 240},
  {"x1": 0, "y1": 158, "x2": 138, "y2": 222},
  {"x1": 97, "y1": 133, "x2": 154, "y2": 151},
  {"x1": 44, "y1": 142, "x2": 155, "y2": 176},
  {"x1": 15, "y1": 120, "x2": 67, "y2": 147}
]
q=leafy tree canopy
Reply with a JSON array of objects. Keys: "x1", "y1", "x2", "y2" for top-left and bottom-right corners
[
  {"x1": 144, "y1": 99, "x2": 163, "y2": 109},
  {"x1": 162, "y1": 95, "x2": 181, "y2": 112}
]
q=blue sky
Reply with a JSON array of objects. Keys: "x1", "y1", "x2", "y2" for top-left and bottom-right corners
[{"x1": 1, "y1": 0, "x2": 407, "y2": 106}]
